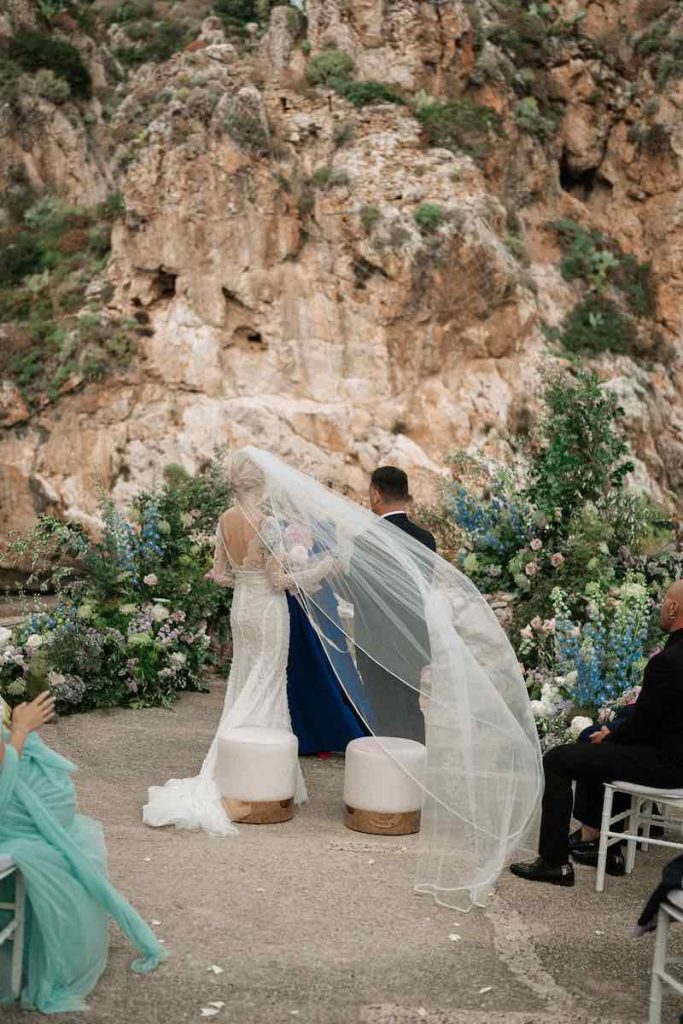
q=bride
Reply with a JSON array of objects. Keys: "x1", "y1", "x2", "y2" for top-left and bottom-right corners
[
  {"x1": 144, "y1": 447, "x2": 542, "y2": 911},
  {"x1": 143, "y1": 450, "x2": 312, "y2": 835}
]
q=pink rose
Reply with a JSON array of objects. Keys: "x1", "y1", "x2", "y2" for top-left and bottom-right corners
[
  {"x1": 550, "y1": 553, "x2": 565, "y2": 568},
  {"x1": 525, "y1": 562, "x2": 539, "y2": 578},
  {"x1": 520, "y1": 625, "x2": 533, "y2": 640},
  {"x1": 530, "y1": 538, "x2": 542, "y2": 551},
  {"x1": 530, "y1": 616, "x2": 543, "y2": 630},
  {"x1": 542, "y1": 618, "x2": 556, "y2": 634}
]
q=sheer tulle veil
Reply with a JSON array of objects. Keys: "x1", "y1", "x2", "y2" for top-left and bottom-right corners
[{"x1": 236, "y1": 446, "x2": 542, "y2": 912}]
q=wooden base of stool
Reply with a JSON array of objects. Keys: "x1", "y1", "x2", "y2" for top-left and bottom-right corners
[
  {"x1": 223, "y1": 797, "x2": 294, "y2": 824},
  {"x1": 344, "y1": 804, "x2": 420, "y2": 835}
]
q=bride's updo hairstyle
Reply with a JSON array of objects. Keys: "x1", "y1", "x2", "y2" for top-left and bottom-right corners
[{"x1": 227, "y1": 449, "x2": 265, "y2": 498}]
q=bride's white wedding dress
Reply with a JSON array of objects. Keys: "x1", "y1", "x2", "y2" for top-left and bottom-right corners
[{"x1": 143, "y1": 508, "x2": 308, "y2": 835}]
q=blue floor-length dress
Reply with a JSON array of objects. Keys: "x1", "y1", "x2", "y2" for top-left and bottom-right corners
[{"x1": 286, "y1": 589, "x2": 369, "y2": 755}]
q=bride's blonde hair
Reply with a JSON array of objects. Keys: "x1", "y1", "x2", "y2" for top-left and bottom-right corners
[{"x1": 227, "y1": 449, "x2": 265, "y2": 497}]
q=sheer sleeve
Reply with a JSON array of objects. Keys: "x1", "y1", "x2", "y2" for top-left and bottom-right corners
[
  {"x1": 210, "y1": 525, "x2": 234, "y2": 588},
  {"x1": 269, "y1": 553, "x2": 336, "y2": 594},
  {"x1": 260, "y1": 518, "x2": 335, "y2": 593}
]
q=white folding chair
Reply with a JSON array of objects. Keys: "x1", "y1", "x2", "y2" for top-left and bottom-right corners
[
  {"x1": 0, "y1": 854, "x2": 25, "y2": 1001},
  {"x1": 596, "y1": 781, "x2": 683, "y2": 892},
  {"x1": 649, "y1": 889, "x2": 683, "y2": 1024}
]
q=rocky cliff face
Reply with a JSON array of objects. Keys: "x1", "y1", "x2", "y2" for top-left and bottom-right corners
[{"x1": 0, "y1": 0, "x2": 681, "y2": 546}]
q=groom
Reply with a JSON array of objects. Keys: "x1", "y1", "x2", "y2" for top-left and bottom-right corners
[
  {"x1": 351, "y1": 467, "x2": 436, "y2": 743},
  {"x1": 368, "y1": 467, "x2": 436, "y2": 553}
]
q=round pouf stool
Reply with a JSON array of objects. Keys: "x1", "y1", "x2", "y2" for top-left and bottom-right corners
[
  {"x1": 216, "y1": 727, "x2": 299, "y2": 824},
  {"x1": 343, "y1": 736, "x2": 426, "y2": 835}
]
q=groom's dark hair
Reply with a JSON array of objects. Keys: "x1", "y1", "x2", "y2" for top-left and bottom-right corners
[{"x1": 371, "y1": 466, "x2": 410, "y2": 502}]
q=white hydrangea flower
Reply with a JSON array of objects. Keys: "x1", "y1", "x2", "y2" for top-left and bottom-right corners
[
  {"x1": 570, "y1": 716, "x2": 593, "y2": 737},
  {"x1": 0, "y1": 627, "x2": 12, "y2": 650},
  {"x1": 151, "y1": 605, "x2": 170, "y2": 622},
  {"x1": 25, "y1": 634, "x2": 43, "y2": 650}
]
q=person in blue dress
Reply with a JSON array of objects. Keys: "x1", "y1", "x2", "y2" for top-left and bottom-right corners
[
  {"x1": 283, "y1": 521, "x2": 369, "y2": 755},
  {"x1": 0, "y1": 692, "x2": 165, "y2": 1012}
]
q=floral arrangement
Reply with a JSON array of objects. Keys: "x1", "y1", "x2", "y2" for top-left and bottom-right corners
[
  {"x1": 520, "y1": 577, "x2": 653, "y2": 748},
  {"x1": 1, "y1": 458, "x2": 233, "y2": 713},
  {"x1": 420, "y1": 366, "x2": 683, "y2": 746}
]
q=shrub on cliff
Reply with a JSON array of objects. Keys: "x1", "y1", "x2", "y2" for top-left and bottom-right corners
[
  {"x1": 7, "y1": 29, "x2": 92, "y2": 99},
  {"x1": 337, "y1": 80, "x2": 405, "y2": 108},
  {"x1": 414, "y1": 203, "x2": 444, "y2": 234},
  {"x1": 114, "y1": 20, "x2": 190, "y2": 66},
  {"x1": 306, "y1": 49, "x2": 355, "y2": 88},
  {"x1": 559, "y1": 295, "x2": 637, "y2": 355},
  {"x1": 415, "y1": 95, "x2": 502, "y2": 158}
]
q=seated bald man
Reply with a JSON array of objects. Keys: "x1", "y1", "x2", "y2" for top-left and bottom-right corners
[{"x1": 511, "y1": 580, "x2": 683, "y2": 886}]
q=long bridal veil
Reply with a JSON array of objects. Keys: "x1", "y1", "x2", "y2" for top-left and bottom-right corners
[{"x1": 238, "y1": 447, "x2": 542, "y2": 912}]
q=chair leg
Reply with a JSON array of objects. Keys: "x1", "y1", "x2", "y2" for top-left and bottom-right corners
[
  {"x1": 596, "y1": 785, "x2": 614, "y2": 893},
  {"x1": 649, "y1": 905, "x2": 669, "y2": 1024},
  {"x1": 10, "y1": 872, "x2": 25, "y2": 1001},
  {"x1": 641, "y1": 799, "x2": 653, "y2": 852},
  {"x1": 626, "y1": 796, "x2": 639, "y2": 875}
]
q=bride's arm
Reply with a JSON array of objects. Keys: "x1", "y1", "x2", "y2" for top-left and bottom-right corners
[
  {"x1": 206, "y1": 525, "x2": 235, "y2": 588},
  {"x1": 268, "y1": 553, "x2": 336, "y2": 594}
]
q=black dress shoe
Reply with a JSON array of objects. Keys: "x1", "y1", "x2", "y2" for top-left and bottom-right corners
[
  {"x1": 569, "y1": 828, "x2": 599, "y2": 852},
  {"x1": 509, "y1": 857, "x2": 575, "y2": 887},
  {"x1": 571, "y1": 846, "x2": 626, "y2": 876}
]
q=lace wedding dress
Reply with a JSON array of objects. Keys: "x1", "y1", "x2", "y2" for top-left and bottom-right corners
[{"x1": 142, "y1": 508, "x2": 308, "y2": 835}]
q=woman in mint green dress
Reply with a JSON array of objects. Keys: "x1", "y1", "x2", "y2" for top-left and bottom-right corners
[{"x1": 0, "y1": 693, "x2": 166, "y2": 1013}]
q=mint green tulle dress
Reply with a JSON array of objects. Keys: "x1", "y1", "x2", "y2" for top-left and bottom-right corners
[{"x1": 0, "y1": 730, "x2": 166, "y2": 1013}]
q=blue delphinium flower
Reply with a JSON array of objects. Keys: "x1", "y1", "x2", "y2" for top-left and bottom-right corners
[{"x1": 140, "y1": 498, "x2": 165, "y2": 564}]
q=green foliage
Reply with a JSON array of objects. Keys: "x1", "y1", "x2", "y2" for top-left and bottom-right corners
[
  {"x1": 337, "y1": 80, "x2": 405, "y2": 108},
  {"x1": 212, "y1": 0, "x2": 283, "y2": 31},
  {"x1": 2, "y1": 458, "x2": 234, "y2": 713},
  {"x1": 414, "y1": 202, "x2": 444, "y2": 234},
  {"x1": 629, "y1": 121, "x2": 674, "y2": 157},
  {"x1": 8, "y1": 29, "x2": 92, "y2": 99},
  {"x1": 32, "y1": 67, "x2": 71, "y2": 102},
  {"x1": 0, "y1": 193, "x2": 140, "y2": 407},
  {"x1": 114, "y1": 20, "x2": 190, "y2": 66},
  {"x1": 359, "y1": 205, "x2": 382, "y2": 233},
  {"x1": 415, "y1": 96, "x2": 502, "y2": 158},
  {"x1": 0, "y1": 230, "x2": 44, "y2": 287},
  {"x1": 223, "y1": 108, "x2": 271, "y2": 155},
  {"x1": 488, "y1": 0, "x2": 577, "y2": 68},
  {"x1": 106, "y1": 0, "x2": 155, "y2": 23},
  {"x1": 635, "y1": 7, "x2": 683, "y2": 88},
  {"x1": 310, "y1": 166, "x2": 350, "y2": 189},
  {"x1": 306, "y1": 49, "x2": 355, "y2": 87},
  {"x1": 401, "y1": 365, "x2": 683, "y2": 744},
  {"x1": 552, "y1": 219, "x2": 654, "y2": 317},
  {"x1": 514, "y1": 96, "x2": 557, "y2": 140},
  {"x1": 559, "y1": 294, "x2": 637, "y2": 355},
  {"x1": 527, "y1": 368, "x2": 634, "y2": 518}
]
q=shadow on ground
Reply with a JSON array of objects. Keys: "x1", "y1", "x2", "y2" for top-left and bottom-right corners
[{"x1": 4, "y1": 679, "x2": 681, "y2": 1023}]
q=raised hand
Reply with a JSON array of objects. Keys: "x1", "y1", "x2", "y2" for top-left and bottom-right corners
[{"x1": 12, "y1": 691, "x2": 56, "y2": 736}]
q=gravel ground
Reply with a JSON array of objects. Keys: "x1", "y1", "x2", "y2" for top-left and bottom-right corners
[{"x1": 4, "y1": 678, "x2": 682, "y2": 1024}]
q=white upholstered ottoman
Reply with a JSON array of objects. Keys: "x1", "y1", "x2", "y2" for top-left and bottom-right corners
[
  {"x1": 343, "y1": 736, "x2": 426, "y2": 835},
  {"x1": 216, "y1": 727, "x2": 299, "y2": 824}
]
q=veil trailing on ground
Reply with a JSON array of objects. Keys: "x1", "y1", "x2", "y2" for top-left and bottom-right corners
[{"x1": 238, "y1": 447, "x2": 543, "y2": 912}]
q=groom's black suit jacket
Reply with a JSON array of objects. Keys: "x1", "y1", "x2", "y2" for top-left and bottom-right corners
[{"x1": 350, "y1": 513, "x2": 436, "y2": 744}]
